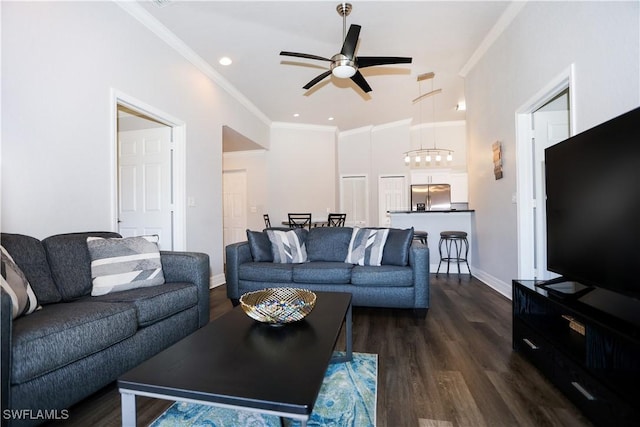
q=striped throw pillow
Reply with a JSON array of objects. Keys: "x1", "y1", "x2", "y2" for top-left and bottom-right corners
[
  {"x1": 1, "y1": 245, "x2": 39, "y2": 319},
  {"x1": 345, "y1": 227, "x2": 390, "y2": 266},
  {"x1": 266, "y1": 229, "x2": 308, "y2": 264},
  {"x1": 87, "y1": 235, "x2": 165, "y2": 296}
]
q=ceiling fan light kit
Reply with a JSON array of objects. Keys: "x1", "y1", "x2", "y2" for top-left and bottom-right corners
[{"x1": 279, "y1": 3, "x2": 412, "y2": 93}]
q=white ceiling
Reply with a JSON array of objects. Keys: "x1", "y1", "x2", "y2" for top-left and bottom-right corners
[{"x1": 138, "y1": 1, "x2": 512, "y2": 132}]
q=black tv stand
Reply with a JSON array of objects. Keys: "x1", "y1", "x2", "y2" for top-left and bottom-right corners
[{"x1": 513, "y1": 280, "x2": 640, "y2": 427}]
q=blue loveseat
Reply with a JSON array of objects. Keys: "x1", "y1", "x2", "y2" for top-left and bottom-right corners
[
  {"x1": 1, "y1": 232, "x2": 210, "y2": 426},
  {"x1": 225, "y1": 226, "x2": 429, "y2": 316}
]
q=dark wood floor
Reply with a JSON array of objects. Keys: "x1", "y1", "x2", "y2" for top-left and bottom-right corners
[{"x1": 47, "y1": 275, "x2": 592, "y2": 426}]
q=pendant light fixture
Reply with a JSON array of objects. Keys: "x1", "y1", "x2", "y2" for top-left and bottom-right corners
[{"x1": 404, "y1": 72, "x2": 454, "y2": 166}]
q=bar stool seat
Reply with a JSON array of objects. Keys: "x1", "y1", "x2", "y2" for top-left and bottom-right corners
[
  {"x1": 436, "y1": 230, "x2": 471, "y2": 280},
  {"x1": 413, "y1": 231, "x2": 428, "y2": 245}
]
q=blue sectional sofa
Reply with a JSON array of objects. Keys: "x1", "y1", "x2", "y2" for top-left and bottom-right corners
[
  {"x1": 225, "y1": 226, "x2": 429, "y2": 316},
  {"x1": 0, "y1": 232, "x2": 210, "y2": 426}
]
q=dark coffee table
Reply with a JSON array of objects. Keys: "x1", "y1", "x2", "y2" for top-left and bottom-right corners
[{"x1": 118, "y1": 291, "x2": 352, "y2": 426}]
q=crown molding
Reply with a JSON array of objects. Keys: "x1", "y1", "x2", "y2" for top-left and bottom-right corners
[
  {"x1": 459, "y1": 1, "x2": 528, "y2": 77},
  {"x1": 114, "y1": 1, "x2": 272, "y2": 127},
  {"x1": 411, "y1": 120, "x2": 466, "y2": 131},
  {"x1": 270, "y1": 122, "x2": 337, "y2": 132}
]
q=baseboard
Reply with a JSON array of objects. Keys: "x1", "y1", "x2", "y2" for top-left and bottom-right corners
[
  {"x1": 469, "y1": 267, "x2": 512, "y2": 300},
  {"x1": 210, "y1": 273, "x2": 226, "y2": 289}
]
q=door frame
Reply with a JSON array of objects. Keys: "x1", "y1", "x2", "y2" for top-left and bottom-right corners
[
  {"x1": 110, "y1": 89, "x2": 187, "y2": 250},
  {"x1": 515, "y1": 65, "x2": 576, "y2": 279}
]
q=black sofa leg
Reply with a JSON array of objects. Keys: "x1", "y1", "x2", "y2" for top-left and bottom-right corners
[{"x1": 230, "y1": 298, "x2": 240, "y2": 307}]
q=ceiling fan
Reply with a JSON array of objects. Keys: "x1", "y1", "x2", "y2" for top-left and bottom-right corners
[{"x1": 280, "y1": 2, "x2": 412, "y2": 93}]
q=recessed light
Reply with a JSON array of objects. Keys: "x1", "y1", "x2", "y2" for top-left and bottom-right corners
[
  {"x1": 293, "y1": 113, "x2": 300, "y2": 117},
  {"x1": 328, "y1": 117, "x2": 334, "y2": 121},
  {"x1": 219, "y1": 57, "x2": 232, "y2": 66}
]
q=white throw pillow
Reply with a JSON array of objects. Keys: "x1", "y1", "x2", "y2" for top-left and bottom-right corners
[
  {"x1": 266, "y1": 229, "x2": 308, "y2": 264},
  {"x1": 87, "y1": 235, "x2": 165, "y2": 296},
  {"x1": 345, "y1": 227, "x2": 389, "y2": 266},
  {"x1": 0, "y1": 245, "x2": 39, "y2": 319}
]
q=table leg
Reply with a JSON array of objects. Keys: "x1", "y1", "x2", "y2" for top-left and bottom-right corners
[
  {"x1": 120, "y1": 391, "x2": 137, "y2": 427},
  {"x1": 331, "y1": 301, "x2": 353, "y2": 363}
]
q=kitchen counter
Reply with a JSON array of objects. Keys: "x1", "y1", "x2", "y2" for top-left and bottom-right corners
[{"x1": 389, "y1": 210, "x2": 474, "y2": 274}]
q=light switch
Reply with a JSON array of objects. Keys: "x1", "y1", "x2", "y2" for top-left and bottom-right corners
[{"x1": 188, "y1": 197, "x2": 196, "y2": 207}]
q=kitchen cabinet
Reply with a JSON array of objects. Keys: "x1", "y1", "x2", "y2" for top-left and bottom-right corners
[{"x1": 410, "y1": 170, "x2": 468, "y2": 202}]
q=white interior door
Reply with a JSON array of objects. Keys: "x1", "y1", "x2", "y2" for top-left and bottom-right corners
[
  {"x1": 223, "y1": 170, "x2": 247, "y2": 251},
  {"x1": 378, "y1": 175, "x2": 407, "y2": 227},
  {"x1": 532, "y1": 107, "x2": 569, "y2": 279},
  {"x1": 340, "y1": 175, "x2": 368, "y2": 227},
  {"x1": 118, "y1": 127, "x2": 173, "y2": 250}
]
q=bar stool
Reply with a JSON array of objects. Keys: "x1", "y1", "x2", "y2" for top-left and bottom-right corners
[
  {"x1": 413, "y1": 231, "x2": 428, "y2": 245},
  {"x1": 436, "y1": 231, "x2": 471, "y2": 280}
]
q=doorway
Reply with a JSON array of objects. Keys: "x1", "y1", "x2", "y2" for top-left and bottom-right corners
[
  {"x1": 378, "y1": 175, "x2": 407, "y2": 227},
  {"x1": 222, "y1": 170, "x2": 248, "y2": 250},
  {"x1": 340, "y1": 175, "x2": 369, "y2": 227},
  {"x1": 112, "y1": 91, "x2": 186, "y2": 251},
  {"x1": 516, "y1": 67, "x2": 575, "y2": 279}
]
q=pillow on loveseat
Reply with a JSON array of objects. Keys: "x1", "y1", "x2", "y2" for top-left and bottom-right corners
[
  {"x1": 266, "y1": 229, "x2": 308, "y2": 264},
  {"x1": 87, "y1": 235, "x2": 165, "y2": 296},
  {"x1": 1, "y1": 245, "x2": 39, "y2": 318},
  {"x1": 345, "y1": 227, "x2": 389, "y2": 266},
  {"x1": 381, "y1": 227, "x2": 414, "y2": 266},
  {"x1": 246, "y1": 230, "x2": 274, "y2": 262}
]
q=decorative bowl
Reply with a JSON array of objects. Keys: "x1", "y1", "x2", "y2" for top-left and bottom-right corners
[{"x1": 240, "y1": 288, "x2": 317, "y2": 326}]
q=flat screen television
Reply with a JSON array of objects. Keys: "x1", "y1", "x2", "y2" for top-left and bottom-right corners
[{"x1": 544, "y1": 106, "x2": 640, "y2": 301}]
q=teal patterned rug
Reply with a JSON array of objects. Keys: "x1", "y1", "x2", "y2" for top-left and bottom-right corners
[{"x1": 150, "y1": 352, "x2": 377, "y2": 427}]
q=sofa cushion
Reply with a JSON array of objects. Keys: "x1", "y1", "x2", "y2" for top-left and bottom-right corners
[
  {"x1": 306, "y1": 227, "x2": 353, "y2": 262},
  {"x1": 0, "y1": 233, "x2": 61, "y2": 304},
  {"x1": 43, "y1": 231, "x2": 122, "y2": 301},
  {"x1": 381, "y1": 227, "x2": 414, "y2": 267},
  {"x1": 351, "y1": 265, "x2": 413, "y2": 287},
  {"x1": 1, "y1": 245, "x2": 39, "y2": 318},
  {"x1": 246, "y1": 230, "x2": 273, "y2": 262},
  {"x1": 293, "y1": 262, "x2": 354, "y2": 284},
  {"x1": 266, "y1": 229, "x2": 307, "y2": 263},
  {"x1": 239, "y1": 262, "x2": 294, "y2": 282},
  {"x1": 345, "y1": 228, "x2": 389, "y2": 266},
  {"x1": 11, "y1": 301, "x2": 137, "y2": 384},
  {"x1": 86, "y1": 282, "x2": 197, "y2": 327},
  {"x1": 87, "y1": 235, "x2": 165, "y2": 296}
]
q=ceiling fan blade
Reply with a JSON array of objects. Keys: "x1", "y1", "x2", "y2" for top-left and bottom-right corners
[
  {"x1": 350, "y1": 70, "x2": 372, "y2": 93},
  {"x1": 357, "y1": 56, "x2": 413, "y2": 68},
  {"x1": 280, "y1": 51, "x2": 332, "y2": 62},
  {"x1": 303, "y1": 70, "x2": 332, "y2": 90},
  {"x1": 340, "y1": 24, "x2": 361, "y2": 59}
]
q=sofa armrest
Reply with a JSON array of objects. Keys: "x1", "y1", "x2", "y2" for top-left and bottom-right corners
[
  {"x1": 409, "y1": 241, "x2": 430, "y2": 309},
  {"x1": 1, "y1": 289, "x2": 12, "y2": 415},
  {"x1": 160, "y1": 251, "x2": 210, "y2": 327},
  {"x1": 225, "y1": 241, "x2": 252, "y2": 300}
]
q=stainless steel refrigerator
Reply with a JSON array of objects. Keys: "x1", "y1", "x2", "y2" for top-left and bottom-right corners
[{"x1": 410, "y1": 184, "x2": 451, "y2": 211}]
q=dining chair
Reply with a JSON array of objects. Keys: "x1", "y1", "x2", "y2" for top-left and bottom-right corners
[
  {"x1": 288, "y1": 213, "x2": 312, "y2": 230},
  {"x1": 263, "y1": 214, "x2": 271, "y2": 228},
  {"x1": 327, "y1": 213, "x2": 346, "y2": 227}
]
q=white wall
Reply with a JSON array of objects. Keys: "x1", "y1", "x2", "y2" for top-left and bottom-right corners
[
  {"x1": 465, "y1": 1, "x2": 640, "y2": 293},
  {"x1": 267, "y1": 124, "x2": 337, "y2": 225},
  {"x1": 1, "y1": 2, "x2": 270, "y2": 280}
]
